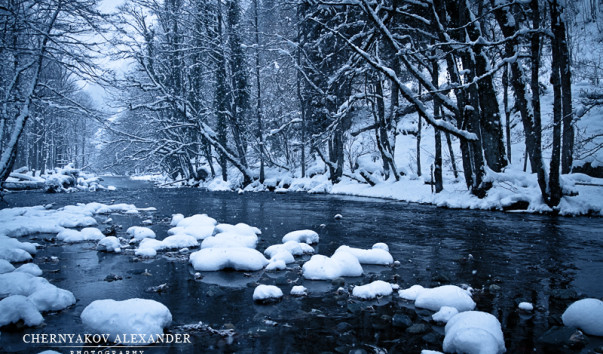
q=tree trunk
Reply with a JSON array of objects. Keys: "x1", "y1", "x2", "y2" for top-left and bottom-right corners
[
  {"x1": 445, "y1": 132, "x2": 458, "y2": 179},
  {"x1": 503, "y1": 63, "x2": 512, "y2": 162},
  {"x1": 253, "y1": 0, "x2": 265, "y2": 183},
  {"x1": 432, "y1": 57, "x2": 443, "y2": 192},
  {"x1": 556, "y1": 6, "x2": 574, "y2": 174},
  {"x1": 549, "y1": 0, "x2": 564, "y2": 206}
]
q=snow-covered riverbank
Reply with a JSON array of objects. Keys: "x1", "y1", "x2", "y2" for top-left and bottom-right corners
[{"x1": 135, "y1": 168, "x2": 603, "y2": 216}]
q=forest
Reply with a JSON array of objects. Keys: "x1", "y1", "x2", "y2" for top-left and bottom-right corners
[{"x1": 1, "y1": 0, "x2": 602, "y2": 209}]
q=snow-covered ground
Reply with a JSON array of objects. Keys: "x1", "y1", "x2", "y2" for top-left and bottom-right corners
[{"x1": 128, "y1": 75, "x2": 603, "y2": 217}]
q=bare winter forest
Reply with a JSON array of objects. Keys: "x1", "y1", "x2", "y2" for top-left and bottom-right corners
[{"x1": 1, "y1": 0, "x2": 603, "y2": 209}]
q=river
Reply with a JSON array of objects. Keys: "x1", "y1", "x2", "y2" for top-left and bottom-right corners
[{"x1": 1, "y1": 177, "x2": 602, "y2": 353}]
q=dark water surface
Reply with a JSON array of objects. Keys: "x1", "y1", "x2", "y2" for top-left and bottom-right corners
[{"x1": 1, "y1": 177, "x2": 602, "y2": 353}]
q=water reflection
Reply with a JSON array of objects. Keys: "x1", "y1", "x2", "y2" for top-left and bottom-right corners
[{"x1": 1, "y1": 180, "x2": 602, "y2": 353}]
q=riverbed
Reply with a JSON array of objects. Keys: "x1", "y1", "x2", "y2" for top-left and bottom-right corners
[{"x1": 1, "y1": 177, "x2": 602, "y2": 353}]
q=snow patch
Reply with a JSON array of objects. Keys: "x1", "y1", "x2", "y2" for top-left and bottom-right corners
[
  {"x1": 253, "y1": 285, "x2": 283, "y2": 302},
  {"x1": 189, "y1": 248, "x2": 268, "y2": 271},
  {"x1": 97, "y1": 236, "x2": 121, "y2": 253},
  {"x1": 80, "y1": 299, "x2": 172, "y2": 344},
  {"x1": 0, "y1": 295, "x2": 44, "y2": 327},
  {"x1": 562, "y1": 298, "x2": 603, "y2": 336},
  {"x1": 352, "y1": 280, "x2": 394, "y2": 299},
  {"x1": 282, "y1": 230, "x2": 319, "y2": 244},
  {"x1": 335, "y1": 245, "x2": 393, "y2": 265},
  {"x1": 443, "y1": 311, "x2": 506, "y2": 354},
  {"x1": 302, "y1": 251, "x2": 363, "y2": 280},
  {"x1": 126, "y1": 226, "x2": 156, "y2": 241}
]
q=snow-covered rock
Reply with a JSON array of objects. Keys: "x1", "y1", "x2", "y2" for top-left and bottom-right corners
[
  {"x1": 80, "y1": 299, "x2": 172, "y2": 344},
  {"x1": 170, "y1": 213, "x2": 184, "y2": 226},
  {"x1": 201, "y1": 232, "x2": 258, "y2": 249},
  {"x1": 282, "y1": 230, "x2": 319, "y2": 244},
  {"x1": 95, "y1": 203, "x2": 138, "y2": 214},
  {"x1": 0, "y1": 259, "x2": 16, "y2": 273},
  {"x1": 372, "y1": 242, "x2": 389, "y2": 252},
  {"x1": 214, "y1": 223, "x2": 261, "y2": 236},
  {"x1": 57, "y1": 227, "x2": 105, "y2": 242},
  {"x1": 0, "y1": 295, "x2": 43, "y2": 327},
  {"x1": 399, "y1": 284, "x2": 426, "y2": 300},
  {"x1": 15, "y1": 263, "x2": 43, "y2": 276},
  {"x1": 302, "y1": 251, "x2": 363, "y2": 280},
  {"x1": 264, "y1": 241, "x2": 314, "y2": 261},
  {"x1": 161, "y1": 234, "x2": 199, "y2": 249},
  {"x1": 518, "y1": 302, "x2": 534, "y2": 312},
  {"x1": 399, "y1": 285, "x2": 476, "y2": 312},
  {"x1": 135, "y1": 247, "x2": 157, "y2": 258},
  {"x1": 432, "y1": 306, "x2": 459, "y2": 323},
  {"x1": 168, "y1": 214, "x2": 216, "y2": 240},
  {"x1": 0, "y1": 236, "x2": 37, "y2": 262},
  {"x1": 352, "y1": 280, "x2": 394, "y2": 299},
  {"x1": 189, "y1": 248, "x2": 269, "y2": 271},
  {"x1": 265, "y1": 259, "x2": 287, "y2": 271},
  {"x1": 97, "y1": 236, "x2": 121, "y2": 253},
  {"x1": 290, "y1": 285, "x2": 308, "y2": 296},
  {"x1": 443, "y1": 311, "x2": 505, "y2": 354},
  {"x1": 0, "y1": 272, "x2": 75, "y2": 312},
  {"x1": 335, "y1": 245, "x2": 393, "y2": 265},
  {"x1": 253, "y1": 285, "x2": 283, "y2": 302},
  {"x1": 562, "y1": 298, "x2": 603, "y2": 336},
  {"x1": 126, "y1": 226, "x2": 156, "y2": 241}
]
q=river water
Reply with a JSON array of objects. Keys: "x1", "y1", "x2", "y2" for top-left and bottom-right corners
[{"x1": 1, "y1": 177, "x2": 602, "y2": 353}]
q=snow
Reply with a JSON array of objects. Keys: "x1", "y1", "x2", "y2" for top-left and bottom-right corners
[
  {"x1": 135, "y1": 247, "x2": 157, "y2": 258},
  {"x1": 290, "y1": 285, "x2": 308, "y2": 296},
  {"x1": 97, "y1": 236, "x2": 121, "y2": 252},
  {"x1": 0, "y1": 272, "x2": 75, "y2": 312},
  {"x1": 15, "y1": 263, "x2": 43, "y2": 276},
  {"x1": 443, "y1": 311, "x2": 506, "y2": 354},
  {"x1": 170, "y1": 213, "x2": 184, "y2": 226},
  {"x1": 518, "y1": 302, "x2": 534, "y2": 311},
  {"x1": 56, "y1": 227, "x2": 105, "y2": 242},
  {"x1": 126, "y1": 226, "x2": 156, "y2": 241},
  {"x1": 352, "y1": 280, "x2": 394, "y2": 299},
  {"x1": 80, "y1": 298, "x2": 172, "y2": 344},
  {"x1": 94, "y1": 203, "x2": 139, "y2": 214},
  {"x1": 253, "y1": 285, "x2": 283, "y2": 302},
  {"x1": 282, "y1": 229, "x2": 319, "y2": 244},
  {"x1": 268, "y1": 250, "x2": 295, "y2": 264},
  {"x1": 372, "y1": 242, "x2": 389, "y2": 252},
  {"x1": 201, "y1": 232, "x2": 258, "y2": 249},
  {"x1": 0, "y1": 295, "x2": 44, "y2": 327},
  {"x1": 432, "y1": 306, "x2": 459, "y2": 323},
  {"x1": 398, "y1": 285, "x2": 476, "y2": 312},
  {"x1": 0, "y1": 236, "x2": 37, "y2": 262},
  {"x1": 562, "y1": 298, "x2": 603, "y2": 336},
  {"x1": 265, "y1": 259, "x2": 287, "y2": 271},
  {"x1": 162, "y1": 234, "x2": 199, "y2": 249},
  {"x1": 335, "y1": 245, "x2": 393, "y2": 265},
  {"x1": 214, "y1": 223, "x2": 261, "y2": 236},
  {"x1": 169, "y1": 214, "x2": 217, "y2": 240},
  {"x1": 264, "y1": 241, "x2": 314, "y2": 258},
  {"x1": 0, "y1": 259, "x2": 15, "y2": 273},
  {"x1": 398, "y1": 285, "x2": 426, "y2": 301},
  {"x1": 302, "y1": 251, "x2": 363, "y2": 280},
  {"x1": 0, "y1": 202, "x2": 145, "y2": 239},
  {"x1": 135, "y1": 234, "x2": 199, "y2": 255},
  {"x1": 189, "y1": 248, "x2": 269, "y2": 271}
]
